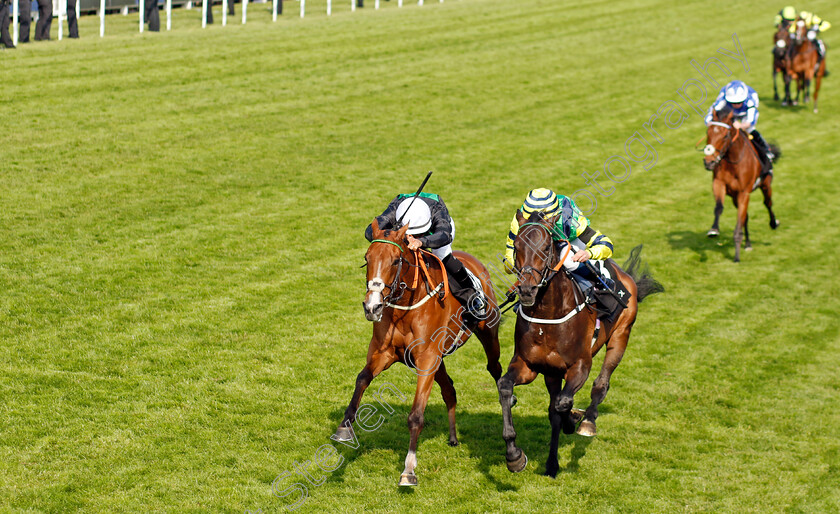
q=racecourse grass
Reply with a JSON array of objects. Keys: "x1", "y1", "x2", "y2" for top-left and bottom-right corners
[{"x1": 2, "y1": 0, "x2": 840, "y2": 512}]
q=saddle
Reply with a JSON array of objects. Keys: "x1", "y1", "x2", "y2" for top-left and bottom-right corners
[{"x1": 567, "y1": 259, "x2": 631, "y2": 324}]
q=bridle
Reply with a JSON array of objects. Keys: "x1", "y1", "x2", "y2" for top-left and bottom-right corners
[
  {"x1": 367, "y1": 239, "x2": 408, "y2": 304},
  {"x1": 700, "y1": 120, "x2": 742, "y2": 168}
]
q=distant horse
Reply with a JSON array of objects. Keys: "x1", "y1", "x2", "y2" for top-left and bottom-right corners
[
  {"x1": 497, "y1": 212, "x2": 662, "y2": 477},
  {"x1": 773, "y1": 25, "x2": 793, "y2": 105},
  {"x1": 790, "y1": 18, "x2": 827, "y2": 112},
  {"x1": 701, "y1": 106, "x2": 780, "y2": 262},
  {"x1": 333, "y1": 220, "x2": 503, "y2": 486}
]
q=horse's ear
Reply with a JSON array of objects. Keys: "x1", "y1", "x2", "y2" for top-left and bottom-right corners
[
  {"x1": 370, "y1": 218, "x2": 383, "y2": 239},
  {"x1": 395, "y1": 223, "x2": 410, "y2": 241},
  {"x1": 515, "y1": 208, "x2": 526, "y2": 227}
]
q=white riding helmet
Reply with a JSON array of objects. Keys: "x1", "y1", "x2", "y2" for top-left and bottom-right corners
[
  {"x1": 724, "y1": 81, "x2": 749, "y2": 104},
  {"x1": 396, "y1": 199, "x2": 432, "y2": 235}
]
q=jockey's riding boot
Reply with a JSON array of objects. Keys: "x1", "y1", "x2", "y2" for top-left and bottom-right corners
[
  {"x1": 442, "y1": 254, "x2": 486, "y2": 324},
  {"x1": 750, "y1": 130, "x2": 774, "y2": 179}
]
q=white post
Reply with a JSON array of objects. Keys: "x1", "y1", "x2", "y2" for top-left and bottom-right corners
[
  {"x1": 75, "y1": 0, "x2": 79, "y2": 18},
  {"x1": 12, "y1": 0, "x2": 18, "y2": 46},
  {"x1": 417, "y1": 0, "x2": 422, "y2": 5},
  {"x1": 201, "y1": 0, "x2": 206, "y2": 27},
  {"x1": 326, "y1": 0, "x2": 329, "y2": 15},
  {"x1": 271, "y1": 0, "x2": 276, "y2": 21},
  {"x1": 165, "y1": 0, "x2": 170, "y2": 29},
  {"x1": 398, "y1": 0, "x2": 402, "y2": 7},
  {"x1": 241, "y1": 0, "x2": 246, "y2": 23},
  {"x1": 299, "y1": 0, "x2": 303, "y2": 17},
  {"x1": 139, "y1": 0, "x2": 144, "y2": 32},
  {"x1": 350, "y1": 0, "x2": 354, "y2": 12},
  {"x1": 99, "y1": 0, "x2": 105, "y2": 36},
  {"x1": 375, "y1": 0, "x2": 378, "y2": 9},
  {"x1": 222, "y1": 0, "x2": 226, "y2": 25}
]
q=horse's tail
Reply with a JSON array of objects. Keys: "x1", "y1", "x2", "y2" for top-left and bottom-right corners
[
  {"x1": 769, "y1": 142, "x2": 782, "y2": 163},
  {"x1": 622, "y1": 245, "x2": 664, "y2": 303}
]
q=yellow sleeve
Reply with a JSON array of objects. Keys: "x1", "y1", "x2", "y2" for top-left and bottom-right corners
[
  {"x1": 503, "y1": 212, "x2": 520, "y2": 274},
  {"x1": 819, "y1": 20, "x2": 831, "y2": 31},
  {"x1": 584, "y1": 228, "x2": 614, "y2": 261},
  {"x1": 774, "y1": 14, "x2": 782, "y2": 27}
]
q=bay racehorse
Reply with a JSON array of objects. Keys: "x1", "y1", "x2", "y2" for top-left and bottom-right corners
[
  {"x1": 790, "y1": 18, "x2": 827, "y2": 112},
  {"x1": 773, "y1": 25, "x2": 794, "y2": 105},
  {"x1": 702, "y1": 106, "x2": 780, "y2": 262},
  {"x1": 333, "y1": 219, "x2": 503, "y2": 486},
  {"x1": 497, "y1": 211, "x2": 663, "y2": 477}
]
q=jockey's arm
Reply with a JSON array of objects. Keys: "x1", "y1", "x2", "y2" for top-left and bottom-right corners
[
  {"x1": 364, "y1": 197, "x2": 401, "y2": 242},
  {"x1": 818, "y1": 19, "x2": 831, "y2": 32},
  {"x1": 417, "y1": 201, "x2": 453, "y2": 249},
  {"x1": 503, "y1": 212, "x2": 520, "y2": 274},
  {"x1": 704, "y1": 90, "x2": 726, "y2": 125},
  {"x1": 577, "y1": 225, "x2": 614, "y2": 261}
]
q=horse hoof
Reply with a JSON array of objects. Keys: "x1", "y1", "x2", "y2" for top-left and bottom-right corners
[
  {"x1": 707, "y1": 229, "x2": 720, "y2": 238},
  {"x1": 793, "y1": 101, "x2": 798, "y2": 106},
  {"x1": 399, "y1": 473, "x2": 418, "y2": 487},
  {"x1": 576, "y1": 420, "x2": 597, "y2": 437},
  {"x1": 506, "y1": 451, "x2": 528, "y2": 473},
  {"x1": 570, "y1": 408, "x2": 584, "y2": 424},
  {"x1": 745, "y1": 245, "x2": 753, "y2": 252},
  {"x1": 332, "y1": 426, "x2": 353, "y2": 442},
  {"x1": 733, "y1": 257, "x2": 740, "y2": 263},
  {"x1": 782, "y1": 101, "x2": 788, "y2": 106},
  {"x1": 772, "y1": 219, "x2": 781, "y2": 229},
  {"x1": 814, "y1": 108, "x2": 819, "y2": 114},
  {"x1": 448, "y1": 438, "x2": 459, "y2": 447}
]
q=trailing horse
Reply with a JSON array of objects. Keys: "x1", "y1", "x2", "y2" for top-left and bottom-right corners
[
  {"x1": 701, "y1": 106, "x2": 780, "y2": 262},
  {"x1": 773, "y1": 25, "x2": 794, "y2": 105},
  {"x1": 333, "y1": 220, "x2": 503, "y2": 486},
  {"x1": 790, "y1": 18, "x2": 827, "y2": 112},
  {"x1": 497, "y1": 212, "x2": 663, "y2": 477}
]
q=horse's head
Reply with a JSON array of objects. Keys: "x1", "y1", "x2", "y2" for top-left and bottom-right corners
[
  {"x1": 793, "y1": 18, "x2": 814, "y2": 45},
  {"x1": 513, "y1": 211, "x2": 559, "y2": 307},
  {"x1": 773, "y1": 26, "x2": 791, "y2": 58},
  {"x1": 362, "y1": 219, "x2": 410, "y2": 322},
  {"x1": 703, "y1": 106, "x2": 737, "y2": 171}
]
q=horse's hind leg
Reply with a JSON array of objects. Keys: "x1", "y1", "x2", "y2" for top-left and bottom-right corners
[
  {"x1": 498, "y1": 354, "x2": 539, "y2": 473},
  {"x1": 733, "y1": 191, "x2": 750, "y2": 263},
  {"x1": 731, "y1": 195, "x2": 751, "y2": 251},
  {"x1": 773, "y1": 68, "x2": 779, "y2": 100},
  {"x1": 334, "y1": 347, "x2": 396, "y2": 441},
  {"x1": 544, "y1": 375, "x2": 564, "y2": 478},
  {"x1": 760, "y1": 176, "x2": 780, "y2": 229},
  {"x1": 579, "y1": 326, "x2": 630, "y2": 437},
  {"x1": 433, "y1": 360, "x2": 459, "y2": 447}
]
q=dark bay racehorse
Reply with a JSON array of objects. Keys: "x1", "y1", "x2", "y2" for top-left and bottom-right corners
[
  {"x1": 702, "y1": 106, "x2": 780, "y2": 262},
  {"x1": 790, "y1": 19, "x2": 827, "y2": 112},
  {"x1": 497, "y1": 212, "x2": 663, "y2": 477},
  {"x1": 773, "y1": 25, "x2": 793, "y2": 105},
  {"x1": 333, "y1": 220, "x2": 503, "y2": 486}
]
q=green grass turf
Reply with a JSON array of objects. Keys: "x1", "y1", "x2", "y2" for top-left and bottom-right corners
[{"x1": 2, "y1": 0, "x2": 840, "y2": 511}]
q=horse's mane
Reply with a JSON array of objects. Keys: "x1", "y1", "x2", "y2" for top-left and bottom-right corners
[{"x1": 715, "y1": 103, "x2": 734, "y2": 120}]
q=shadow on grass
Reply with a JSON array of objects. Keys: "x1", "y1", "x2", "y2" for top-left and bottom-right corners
[
  {"x1": 324, "y1": 397, "x2": 599, "y2": 491},
  {"x1": 667, "y1": 229, "x2": 773, "y2": 263}
]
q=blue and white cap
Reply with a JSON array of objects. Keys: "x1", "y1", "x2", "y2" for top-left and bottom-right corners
[{"x1": 724, "y1": 81, "x2": 749, "y2": 104}]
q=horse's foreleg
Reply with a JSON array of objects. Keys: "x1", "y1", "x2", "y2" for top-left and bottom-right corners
[
  {"x1": 433, "y1": 360, "x2": 459, "y2": 447},
  {"x1": 399, "y1": 369, "x2": 436, "y2": 486},
  {"x1": 579, "y1": 325, "x2": 631, "y2": 437},
  {"x1": 498, "y1": 354, "x2": 539, "y2": 473},
  {"x1": 544, "y1": 375, "x2": 564, "y2": 478},
  {"x1": 733, "y1": 191, "x2": 750, "y2": 263},
  {"x1": 474, "y1": 315, "x2": 503, "y2": 383},
  {"x1": 814, "y1": 61, "x2": 825, "y2": 113},
  {"x1": 761, "y1": 178, "x2": 780, "y2": 229},
  {"x1": 708, "y1": 180, "x2": 725, "y2": 237},
  {"x1": 784, "y1": 72, "x2": 792, "y2": 105},
  {"x1": 773, "y1": 67, "x2": 780, "y2": 101},
  {"x1": 334, "y1": 348, "x2": 396, "y2": 441},
  {"x1": 554, "y1": 357, "x2": 591, "y2": 435},
  {"x1": 744, "y1": 213, "x2": 751, "y2": 251}
]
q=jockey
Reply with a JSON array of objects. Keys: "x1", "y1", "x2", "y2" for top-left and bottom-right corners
[
  {"x1": 775, "y1": 6, "x2": 797, "y2": 31},
  {"x1": 704, "y1": 80, "x2": 774, "y2": 179},
  {"x1": 365, "y1": 193, "x2": 486, "y2": 322},
  {"x1": 503, "y1": 188, "x2": 614, "y2": 296},
  {"x1": 799, "y1": 10, "x2": 830, "y2": 62}
]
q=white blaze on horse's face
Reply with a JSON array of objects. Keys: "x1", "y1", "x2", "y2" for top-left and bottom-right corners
[{"x1": 366, "y1": 279, "x2": 385, "y2": 309}]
